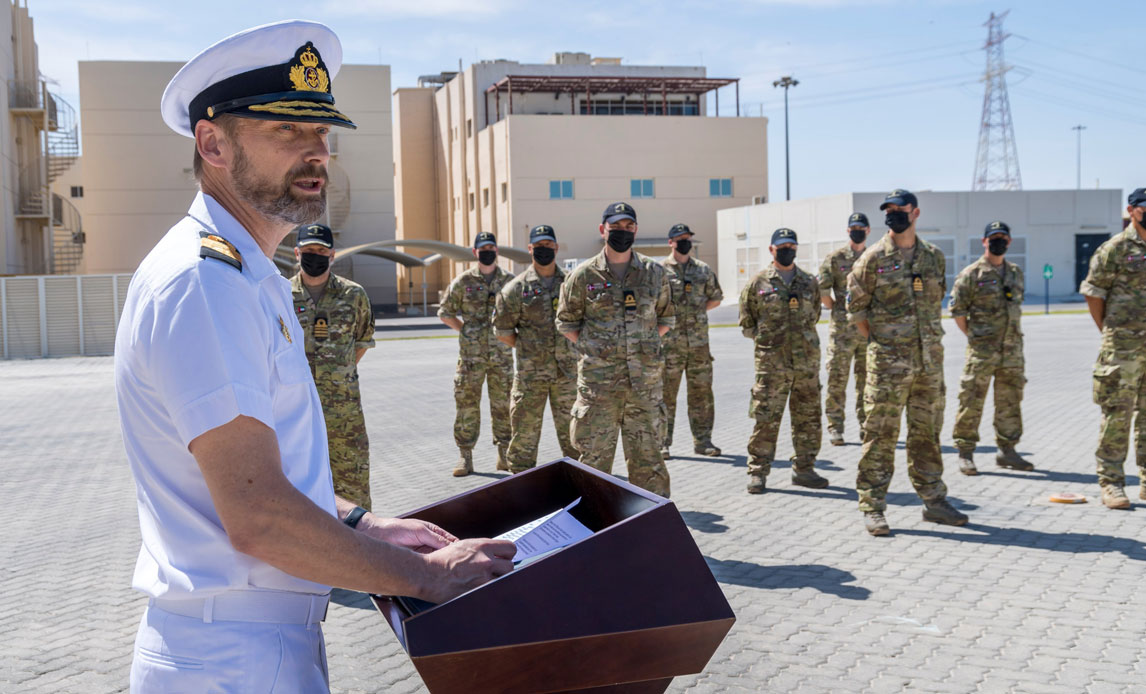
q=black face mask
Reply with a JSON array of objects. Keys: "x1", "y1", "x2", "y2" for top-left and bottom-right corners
[
  {"x1": 987, "y1": 238, "x2": 1008, "y2": 256},
  {"x1": 885, "y1": 210, "x2": 912, "y2": 234},
  {"x1": 674, "y1": 238, "x2": 692, "y2": 255},
  {"x1": 849, "y1": 227, "x2": 867, "y2": 244},
  {"x1": 775, "y1": 247, "x2": 797, "y2": 267},
  {"x1": 607, "y1": 228, "x2": 636, "y2": 253},
  {"x1": 299, "y1": 252, "x2": 330, "y2": 277},
  {"x1": 478, "y1": 249, "x2": 498, "y2": 266},
  {"x1": 532, "y1": 246, "x2": 556, "y2": 266}
]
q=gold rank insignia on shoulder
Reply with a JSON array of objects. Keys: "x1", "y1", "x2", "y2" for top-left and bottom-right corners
[
  {"x1": 278, "y1": 315, "x2": 292, "y2": 343},
  {"x1": 789, "y1": 296, "x2": 798, "y2": 309},
  {"x1": 314, "y1": 315, "x2": 329, "y2": 340},
  {"x1": 198, "y1": 231, "x2": 242, "y2": 271},
  {"x1": 913, "y1": 275, "x2": 924, "y2": 293},
  {"x1": 289, "y1": 43, "x2": 330, "y2": 93}
]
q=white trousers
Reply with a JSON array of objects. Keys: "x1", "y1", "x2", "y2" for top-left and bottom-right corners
[{"x1": 130, "y1": 605, "x2": 329, "y2": 693}]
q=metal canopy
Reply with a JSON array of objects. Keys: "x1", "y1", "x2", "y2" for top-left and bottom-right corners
[{"x1": 484, "y1": 75, "x2": 738, "y2": 96}]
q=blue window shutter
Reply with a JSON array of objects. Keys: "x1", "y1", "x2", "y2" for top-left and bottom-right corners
[
  {"x1": 549, "y1": 181, "x2": 560, "y2": 199},
  {"x1": 709, "y1": 179, "x2": 719, "y2": 197},
  {"x1": 722, "y1": 179, "x2": 732, "y2": 196},
  {"x1": 631, "y1": 179, "x2": 640, "y2": 197},
  {"x1": 562, "y1": 180, "x2": 573, "y2": 198}
]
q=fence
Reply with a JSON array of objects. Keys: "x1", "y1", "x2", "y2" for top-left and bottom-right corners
[{"x1": 1, "y1": 274, "x2": 133, "y2": 359}]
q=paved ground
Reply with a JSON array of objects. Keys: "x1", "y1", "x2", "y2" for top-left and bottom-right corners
[{"x1": 3, "y1": 313, "x2": 1145, "y2": 693}]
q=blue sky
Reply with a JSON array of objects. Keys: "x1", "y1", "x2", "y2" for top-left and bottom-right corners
[{"x1": 32, "y1": 0, "x2": 1139, "y2": 205}]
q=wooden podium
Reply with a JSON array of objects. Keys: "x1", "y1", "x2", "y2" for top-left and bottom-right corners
[{"x1": 372, "y1": 458, "x2": 735, "y2": 694}]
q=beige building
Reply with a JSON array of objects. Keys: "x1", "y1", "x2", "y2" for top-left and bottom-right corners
[
  {"x1": 0, "y1": 0, "x2": 81, "y2": 276},
  {"x1": 717, "y1": 190, "x2": 1123, "y2": 301},
  {"x1": 393, "y1": 52, "x2": 768, "y2": 303},
  {"x1": 74, "y1": 60, "x2": 398, "y2": 308}
]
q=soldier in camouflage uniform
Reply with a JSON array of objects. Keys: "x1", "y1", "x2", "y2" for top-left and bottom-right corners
[
  {"x1": 661, "y1": 223, "x2": 724, "y2": 459},
  {"x1": 950, "y1": 220, "x2": 1033, "y2": 475},
  {"x1": 556, "y1": 202, "x2": 675, "y2": 497},
  {"x1": 494, "y1": 224, "x2": 580, "y2": 472},
  {"x1": 847, "y1": 190, "x2": 968, "y2": 535},
  {"x1": 290, "y1": 224, "x2": 376, "y2": 510},
  {"x1": 818, "y1": 212, "x2": 870, "y2": 446},
  {"x1": 1080, "y1": 188, "x2": 1146, "y2": 509},
  {"x1": 739, "y1": 228, "x2": 827, "y2": 494},
  {"x1": 438, "y1": 231, "x2": 515, "y2": 477}
]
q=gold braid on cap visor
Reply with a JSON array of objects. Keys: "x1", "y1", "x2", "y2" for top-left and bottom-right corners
[{"x1": 247, "y1": 100, "x2": 351, "y2": 121}]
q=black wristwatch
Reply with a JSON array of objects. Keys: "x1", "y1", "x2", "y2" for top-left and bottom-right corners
[{"x1": 343, "y1": 506, "x2": 368, "y2": 529}]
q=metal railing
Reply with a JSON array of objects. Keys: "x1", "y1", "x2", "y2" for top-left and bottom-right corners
[
  {"x1": 51, "y1": 193, "x2": 84, "y2": 274},
  {"x1": 7, "y1": 79, "x2": 43, "y2": 109}
]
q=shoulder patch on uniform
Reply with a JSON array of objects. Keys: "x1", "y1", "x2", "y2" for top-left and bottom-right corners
[{"x1": 199, "y1": 231, "x2": 242, "y2": 272}]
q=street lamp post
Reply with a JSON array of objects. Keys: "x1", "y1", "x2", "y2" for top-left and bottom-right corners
[
  {"x1": 772, "y1": 76, "x2": 798, "y2": 201},
  {"x1": 1071, "y1": 124, "x2": 1086, "y2": 190}
]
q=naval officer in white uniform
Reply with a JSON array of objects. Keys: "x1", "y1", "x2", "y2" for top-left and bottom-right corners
[{"x1": 115, "y1": 20, "x2": 515, "y2": 692}]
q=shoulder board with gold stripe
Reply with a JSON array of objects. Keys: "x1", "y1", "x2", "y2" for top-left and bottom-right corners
[{"x1": 199, "y1": 231, "x2": 242, "y2": 272}]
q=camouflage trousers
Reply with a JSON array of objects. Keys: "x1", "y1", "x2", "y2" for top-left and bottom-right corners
[
  {"x1": 857, "y1": 346, "x2": 948, "y2": 513},
  {"x1": 453, "y1": 357, "x2": 513, "y2": 451},
  {"x1": 570, "y1": 380, "x2": 671, "y2": 498},
  {"x1": 662, "y1": 345, "x2": 715, "y2": 448},
  {"x1": 320, "y1": 395, "x2": 372, "y2": 511},
  {"x1": 1092, "y1": 349, "x2": 1146, "y2": 486},
  {"x1": 508, "y1": 371, "x2": 579, "y2": 473},
  {"x1": 746, "y1": 370, "x2": 822, "y2": 478},
  {"x1": 952, "y1": 349, "x2": 1024, "y2": 452},
  {"x1": 824, "y1": 325, "x2": 867, "y2": 436}
]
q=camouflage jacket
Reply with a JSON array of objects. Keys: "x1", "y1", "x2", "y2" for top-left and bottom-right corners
[
  {"x1": 847, "y1": 233, "x2": 946, "y2": 367},
  {"x1": 818, "y1": 244, "x2": 865, "y2": 327},
  {"x1": 438, "y1": 266, "x2": 515, "y2": 363},
  {"x1": 494, "y1": 265, "x2": 578, "y2": 379},
  {"x1": 290, "y1": 272, "x2": 375, "y2": 391},
  {"x1": 1080, "y1": 226, "x2": 1146, "y2": 355},
  {"x1": 661, "y1": 255, "x2": 723, "y2": 352},
  {"x1": 556, "y1": 249, "x2": 675, "y2": 391},
  {"x1": 738, "y1": 263, "x2": 821, "y2": 373},
  {"x1": 949, "y1": 256, "x2": 1024, "y2": 362}
]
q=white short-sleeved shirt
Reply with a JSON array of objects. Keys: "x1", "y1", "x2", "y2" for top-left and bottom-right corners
[{"x1": 115, "y1": 191, "x2": 336, "y2": 600}]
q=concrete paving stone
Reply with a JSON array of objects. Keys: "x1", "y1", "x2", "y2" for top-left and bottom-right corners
[{"x1": 6, "y1": 315, "x2": 1146, "y2": 692}]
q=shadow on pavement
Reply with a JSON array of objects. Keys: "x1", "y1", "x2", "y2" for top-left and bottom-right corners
[
  {"x1": 331, "y1": 588, "x2": 376, "y2": 611},
  {"x1": 704, "y1": 558, "x2": 871, "y2": 600},
  {"x1": 680, "y1": 511, "x2": 729, "y2": 533},
  {"x1": 896, "y1": 522, "x2": 1146, "y2": 561}
]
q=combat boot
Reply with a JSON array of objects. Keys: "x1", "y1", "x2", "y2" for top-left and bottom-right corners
[
  {"x1": 864, "y1": 511, "x2": 890, "y2": 536},
  {"x1": 746, "y1": 474, "x2": 766, "y2": 495},
  {"x1": 1140, "y1": 485, "x2": 1146, "y2": 502},
  {"x1": 958, "y1": 449, "x2": 978, "y2": 476},
  {"x1": 922, "y1": 498, "x2": 969, "y2": 526},
  {"x1": 496, "y1": 444, "x2": 509, "y2": 472},
  {"x1": 1102, "y1": 484, "x2": 1131, "y2": 509},
  {"x1": 661, "y1": 446, "x2": 672, "y2": 460},
  {"x1": 694, "y1": 441, "x2": 722, "y2": 457},
  {"x1": 829, "y1": 430, "x2": 845, "y2": 446},
  {"x1": 995, "y1": 446, "x2": 1033, "y2": 471},
  {"x1": 452, "y1": 449, "x2": 473, "y2": 477},
  {"x1": 791, "y1": 468, "x2": 829, "y2": 489}
]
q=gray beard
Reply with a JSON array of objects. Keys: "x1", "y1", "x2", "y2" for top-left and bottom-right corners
[{"x1": 231, "y1": 144, "x2": 327, "y2": 225}]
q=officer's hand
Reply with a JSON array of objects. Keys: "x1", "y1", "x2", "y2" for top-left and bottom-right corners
[
  {"x1": 360, "y1": 516, "x2": 458, "y2": 554},
  {"x1": 562, "y1": 330, "x2": 580, "y2": 343},
  {"x1": 419, "y1": 538, "x2": 516, "y2": 603}
]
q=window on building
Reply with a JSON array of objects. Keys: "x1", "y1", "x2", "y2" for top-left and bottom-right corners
[
  {"x1": 483, "y1": 188, "x2": 489, "y2": 207},
  {"x1": 467, "y1": 119, "x2": 473, "y2": 137},
  {"x1": 468, "y1": 193, "x2": 475, "y2": 210},
  {"x1": 630, "y1": 179, "x2": 654, "y2": 199},
  {"x1": 500, "y1": 182, "x2": 507, "y2": 202},
  {"x1": 709, "y1": 178, "x2": 733, "y2": 197},
  {"x1": 578, "y1": 99, "x2": 699, "y2": 116},
  {"x1": 69, "y1": 186, "x2": 83, "y2": 198},
  {"x1": 549, "y1": 180, "x2": 574, "y2": 200}
]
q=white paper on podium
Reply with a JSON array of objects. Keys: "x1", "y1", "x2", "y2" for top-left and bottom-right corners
[{"x1": 494, "y1": 498, "x2": 592, "y2": 565}]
